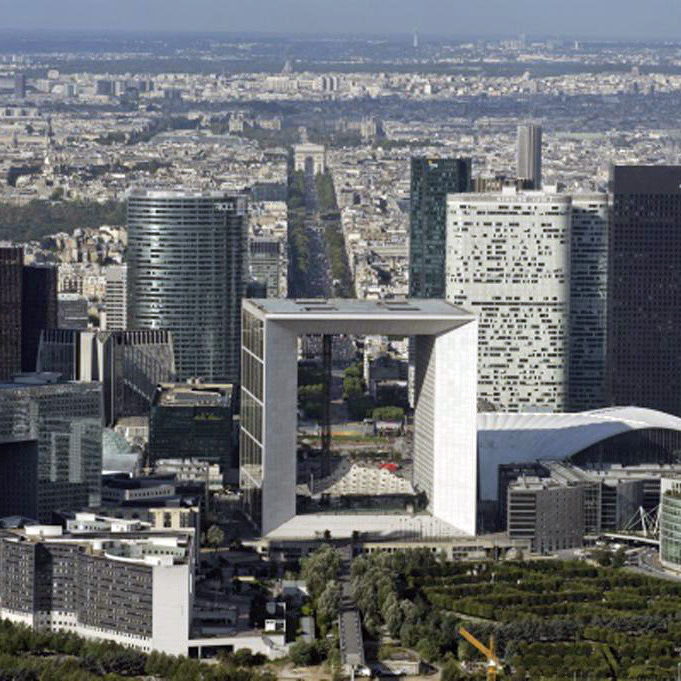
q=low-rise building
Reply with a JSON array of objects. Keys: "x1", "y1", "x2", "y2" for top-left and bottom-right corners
[{"x1": 507, "y1": 477, "x2": 586, "y2": 553}]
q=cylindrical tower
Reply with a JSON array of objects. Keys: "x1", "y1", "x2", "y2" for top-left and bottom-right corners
[{"x1": 127, "y1": 190, "x2": 247, "y2": 383}]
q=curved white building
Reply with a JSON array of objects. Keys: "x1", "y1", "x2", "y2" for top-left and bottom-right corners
[{"x1": 478, "y1": 407, "x2": 681, "y2": 503}]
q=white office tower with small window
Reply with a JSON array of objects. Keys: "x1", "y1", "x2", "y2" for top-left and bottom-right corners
[{"x1": 446, "y1": 187, "x2": 571, "y2": 412}]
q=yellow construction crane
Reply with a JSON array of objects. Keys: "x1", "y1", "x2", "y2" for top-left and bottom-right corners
[{"x1": 458, "y1": 626, "x2": 501, "y2": 681}]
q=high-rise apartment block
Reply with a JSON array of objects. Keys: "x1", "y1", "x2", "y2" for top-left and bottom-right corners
[
  {"x1": 127, "y1": 190, "x2": 248, "y2": 383},
  {"x1": 0, "y1": 375, "x2": 102, "y2": 520},
  {"x1": 409, "y1": 158, "x2": 471, "y2": 299},
  {"x1": 37, "y1": 328, "x2": 175, "y2": 426},
  {"x1": 0, "y1": 246, "x2": 23, "y2": 380},
  {"x1": 608, "y1": 166, "x2": 681, "y2": 416},
  {"x1": 104, "y1": 264, "x2": 127, "y2": 331},
  {"x1": 446, "y1": 188, "x2": 571, "y2": 411},
  {"x1": 569, "y1": 194, "x2": 609, "y2": 411},
  {"x1": 0, "y1": 518, "x2": 193, "y2": 654},
  {"x1": 516, "y1": 124, "x2": 542, "y2": 189}
]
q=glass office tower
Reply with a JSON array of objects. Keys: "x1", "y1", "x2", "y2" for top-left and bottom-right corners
[
  {"x1": 127, "y1": 190, "x2": 248, "y2": 383},
  {"x1": 409, "y1": 158, "x2": 471, "y2": 299}
]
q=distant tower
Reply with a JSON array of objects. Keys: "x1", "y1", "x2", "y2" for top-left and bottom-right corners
[
  {"x1": 517, "y1": 123, "x2": 542, "y2": 189},
  {"x1": 0, "y1": 247, "x2": 23, "y2": 380},
  {"x1": 14, "y1": 72, "x2": 26, "y2": 99},
  {"x1": 413, "y1": 28, "x2": 419, "y2": 49}
]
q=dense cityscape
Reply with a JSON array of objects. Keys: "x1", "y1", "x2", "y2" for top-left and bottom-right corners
[{"x1": 3, "y1": 20, "x2": 681, "y2": 681}]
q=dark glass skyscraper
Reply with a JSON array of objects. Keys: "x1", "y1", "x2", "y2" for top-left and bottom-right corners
[
  {"x1": 127, "y1": 190, "x2": 248, "y2": 383},
  {"x1": 569, "y1": 194, "x2": 610, "y2": 411},
  {"x1": 409, "y1": 158, "x2": 471, "y2": 298},
  {"x1": 608, "y1": 166, "x2": 681, "y2": 415},
  {"x1": 21, "y1": 265, "x2": 58, "y2": 372},
  {"x1": 0, "y1": 377, "x2": 102, "y2": 521},
  {"x1": 0, "y1": 246, "x2": 22, "y2": 380}
]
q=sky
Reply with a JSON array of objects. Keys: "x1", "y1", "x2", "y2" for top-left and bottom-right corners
[{"x1": 2, "y1": 0, "x2": 681, "y2": 40}]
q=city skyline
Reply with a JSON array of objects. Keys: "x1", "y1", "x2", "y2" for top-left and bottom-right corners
[{"x1": 3, "y1": 20, "x2": 681, "y2": 675}]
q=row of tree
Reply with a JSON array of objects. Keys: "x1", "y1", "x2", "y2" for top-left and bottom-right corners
[
  {"x1": 0, "y1": 618, "x2": 275, "y2": 681},
  {"x1": 417, "y1": 559, "x2": 681, "y2": 679},
  {"x1": 300, "y1": 545, "x2": 342, "y2": 636},
  {"x1": 346, "y1": 551, "x2": 681, "y2": 680},
  {"x1": 287, "y1": 170, "x2": 310, "y2": 297},
  {"x1": 315, "y1": 172, "x2": 353, "y2": 297}
]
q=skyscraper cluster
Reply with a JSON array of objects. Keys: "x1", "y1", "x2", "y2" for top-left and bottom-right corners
[
  {"x1": 0, "y1": 375, "x2": 102, "y2": 521},
  {"x1": 410, "y1": 134, "x2": 681, "y2": 417}
]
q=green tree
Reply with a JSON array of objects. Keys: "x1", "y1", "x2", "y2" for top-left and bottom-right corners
[
  {"x1": 441, "y1": 659, "x2": 468, "y2": 681},
  {"x1": 301, "y1": 545, "x2": 341, "y2": 600},
  {"x1": 289, "y1": 640, "x2": 327, "y2": 666},
  {"x1": 317, "y1": 581, "x2": 342, "y2": 634},
  {"x1": 372, "y1": 406, "x2": 405, "y2": 421},
  {"x1": 206, "y1": 524, "x2": 225, "y2": 551}
]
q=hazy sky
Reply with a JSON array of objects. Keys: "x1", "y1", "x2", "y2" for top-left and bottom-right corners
[{"x1": 2, "y1": 0, "x2": 681, "y2": 40}]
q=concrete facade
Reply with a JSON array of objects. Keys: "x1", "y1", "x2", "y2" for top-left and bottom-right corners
[
  {"x1": 0, "y1": 520, "x2": 193, "y2": 655},
  {"x1": 240, "y1": 298, "x2": 478, "y2": 537},
  {"x1": 446, "y1": 189, "x2": 571, "y2": 411},
  {"x1": 104, "y1": 265, "x2": 127, "y2": 331}
]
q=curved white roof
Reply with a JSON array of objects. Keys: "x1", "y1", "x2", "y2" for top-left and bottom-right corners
[{"x1": 478, "y1": 407, "x2": 681, "y2": 501}]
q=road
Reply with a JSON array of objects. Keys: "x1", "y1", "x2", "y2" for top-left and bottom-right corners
[
  {"x1": 300, "y1": 168, "x2": 332, "y2": 298},
  {"x1": 634, "y1": 547, "x2": 681, "y2": 581}
]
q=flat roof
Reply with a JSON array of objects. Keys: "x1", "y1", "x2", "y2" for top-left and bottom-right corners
[
  {"x1": 128, "y1": 189, "x2": 246, "y2": 199},
  {"x1": 243, "y1": 298, "x2": 473, "y2": 320},
  {"x1": 264, "y1": 513, "x2": 470, "y2": 540},
  {"x1": 156, "y1": 383, "x2": 233, "y2": 407}
]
